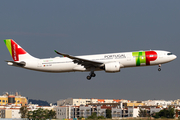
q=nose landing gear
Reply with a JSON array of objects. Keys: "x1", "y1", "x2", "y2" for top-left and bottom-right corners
[{"x1": 158, "y1": 64, "x2": 161, "y2": 71}]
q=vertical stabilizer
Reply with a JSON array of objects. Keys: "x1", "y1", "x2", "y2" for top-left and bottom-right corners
[{"x1": 4, "y1": 39, "x2": 36, "y2": 61}]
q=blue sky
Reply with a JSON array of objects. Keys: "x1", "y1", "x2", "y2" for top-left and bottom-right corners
[{"x1": 0, "y1": 1, "x2": 180, "y2": 103}]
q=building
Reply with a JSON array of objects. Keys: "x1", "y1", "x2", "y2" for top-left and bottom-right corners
[
  {"x1": 57, "y1": 98, "x2": 127, "y2": 106},
  {"x1": 128, "y1": 106, "x2": 163, "y2": 118},
  {"x1": 0, "y1": 92, "x2": 27, "y2": 106},
  {"x1": 56, "y1": 105, "x2": 108, "y2": 119},
  {"x1": 57, "y1": 98, "x2": 91, "y2": 106},
  {"x1": 127, "y1": 101, "x2": 145, "y2": 106},
  {"x1": 112, "y1": 107, "x2": 123, "y2": 118},
  {"x1": 56, "y1": 98, "x2": 180, "y2": 119},
  {"x1": 143, "y1": 100, "x2": 172, "y2": 108},
  {"x1": 0, "y1": 108, "x2": 21, "y2": 118},
  {"x1": 56, "y1": 106, "x2": 71, "y2": 119},
  {"x1": 172, "y1": 99, "x2": 180, "y2": 105}
]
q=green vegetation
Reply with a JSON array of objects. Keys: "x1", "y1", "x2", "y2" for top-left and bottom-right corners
[
  {"x1": 78, "y1": 116, "x2": 85, "y2": 119},
  {"x1": 27, "y1": 108, "x2": 56, "y2": 120},
  {"x1": 19, "y1": 106, "x2": 28, "y2": 118},
  {"x1": 87, "y1": 112, "x2": 97, "y2": 119},
  {"x1": 106, "y1": 109, "x2": 112, "y2": 118},
  {"x1": 138, "y1": 108, "x2": 150, "y2": 117},
  {"x1": 152, "y1": 106, "x2": 175, "y2": 119},
  {"x1": 97, "y1": 115, "x2": 105, "y2": 119},
  {"x1": 86, "y1": 112, "x2": 105, "y2": 119}
]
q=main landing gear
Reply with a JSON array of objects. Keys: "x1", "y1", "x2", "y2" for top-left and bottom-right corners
[
  {"x1": 158, "y1": 64, "x2": 161, "y2": 71},
  {"x1": 87, "y1": 72, "x2": 96, "y2": 80}
]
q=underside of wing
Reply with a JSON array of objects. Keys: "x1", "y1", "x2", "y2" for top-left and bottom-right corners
[{"x1": 54, "y1": 50, "x2": 104, "y2": 69}]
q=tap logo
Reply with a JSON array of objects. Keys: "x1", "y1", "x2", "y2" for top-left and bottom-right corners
[
  {"x1": 132, "y1": 51, "x2": 157, "y2": 66},
  {"x1": 4, "y1": 39, "x2": 26, "y2": 61},
  {"x1": 11, "y1": 40, "x2": 26, "y2": 61}
]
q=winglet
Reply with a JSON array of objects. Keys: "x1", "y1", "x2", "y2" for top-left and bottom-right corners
[{"x1": 54, "y1": 50, "x2": 66, "y2": 57}]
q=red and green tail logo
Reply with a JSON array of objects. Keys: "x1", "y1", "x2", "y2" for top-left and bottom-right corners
[{"x1": 4, "y1": 39, "x2": 27, "y2": 61}]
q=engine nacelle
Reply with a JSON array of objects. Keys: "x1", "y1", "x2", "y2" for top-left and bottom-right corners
[{"x1": 104, "y1": 62, "x2": 121, "y2": 73}]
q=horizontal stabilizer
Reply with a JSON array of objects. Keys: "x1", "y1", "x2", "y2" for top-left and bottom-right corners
[{"x1": 6, "y1": 61, "x2": 26, "y2": 67}]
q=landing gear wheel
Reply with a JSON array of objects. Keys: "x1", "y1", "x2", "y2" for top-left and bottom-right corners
[
  {"x1": 158, "y1": 68, "x2": 161, "y2": 71},
  {"x1": 87, "y1": 76, "x2": 91, "y2": 80},
  {"x1": 91, "y1": 73, "x2": 96, "y2": 77}
]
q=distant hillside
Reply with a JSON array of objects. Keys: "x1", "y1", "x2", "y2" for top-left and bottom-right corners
[
  {"x1": 53, "y1": 103, "x2": 57, "y2": 105},
  {"x1": 28, "y1": 99, "x2": 50, "y2": 106}
]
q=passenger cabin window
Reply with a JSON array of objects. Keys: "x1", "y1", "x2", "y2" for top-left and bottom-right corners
[{"x1": 167, "y1": 53, "x2": 173, "y2": 55}]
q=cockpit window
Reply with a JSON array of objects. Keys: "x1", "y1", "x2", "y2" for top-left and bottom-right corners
[{"x1": 167, "y1": 53, "x2": 173, "y2": 55}]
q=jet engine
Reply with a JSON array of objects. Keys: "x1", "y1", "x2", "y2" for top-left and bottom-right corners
[{"x1": 104, "y1": 62, "x2": 121, "y2": 73}]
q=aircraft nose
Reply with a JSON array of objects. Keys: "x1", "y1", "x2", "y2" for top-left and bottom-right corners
[{"x1": 173, "y1": 54, "x2": 177, "y2": 60}]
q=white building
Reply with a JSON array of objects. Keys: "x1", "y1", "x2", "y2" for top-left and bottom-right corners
[
  {"x1": 56, "y1": 106, "x2": 72, "y2": 119},
  {"x1": 128, "y1": 107, "x2": 139, "y2": 118},
  {"x1": 128, "y1": 106, "x2": 162, "y2": 118},
  {"x1": 56, "y1": 105, "x2": 108, "y2": 119},
  {"x1": 173, "y1": 99, "x2": 180, "y2": 105},
  {"x1": 97, "y1": 106, "x2": 106, "y2": 117},
  {"x1": 112, "y1": 107, "x2": 123, "y2": 118},
  {"x1": 57, "y1": 98, "x2": 124, "y2": 106},
  {"x1": 57, "y1": 98, "x2": 91, "y2": 106},
  {"x1": 143, "y1": 100, "x2": 172, "y2": 108},
  {"x1": 79, "y1": 105, "x2": 92, "y2": 118},
  {"x1": 150, "y1": 107, "x2": 162, "y2": 114},
  {"x1": 11, "y1": 109, "x2": 21, "y2": 118}
]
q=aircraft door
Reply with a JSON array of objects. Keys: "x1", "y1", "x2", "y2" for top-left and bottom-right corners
[
  {"x1": 127, "y1": 54, "x2": 131, "y2": 61},
  {"x1": 37, "y1": 60, "x2": 42, "y2": 67}
]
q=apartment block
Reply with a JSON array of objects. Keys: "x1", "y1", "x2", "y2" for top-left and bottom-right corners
[
  {"x1": 57, "y1": 98, "x2": 127, "y2": 106},
  {"x1": 143, "y1": 100, "x2": 172, "y2": 107},
  {"x1": 0, "y1": 92, "x2": 27, "y2": 106},
  {"x1": 0, "y1": 108, "x2": 21, "y2": 118},
  {"x1": 56, "y1": 105, "x2": 109, "y2": 119}
]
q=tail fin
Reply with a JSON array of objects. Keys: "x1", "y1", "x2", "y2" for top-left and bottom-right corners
[{"x1": 4, "y1": 39, "x2": 36, "y2": 61}]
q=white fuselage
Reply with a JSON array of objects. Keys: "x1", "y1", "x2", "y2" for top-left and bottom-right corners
[{"x1": 20, "y1": 50, "x2": 176, "y2": 73}]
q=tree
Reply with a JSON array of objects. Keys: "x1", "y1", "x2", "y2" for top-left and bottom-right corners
[
  {"x1": 138, "y1": 108, "x2": 150, "y2": 117},
  {"x1": 87, "y1": 112, "x2": 97, "y2": 119},
  {"x1": 78, "y1": 116, "x2": 85, "y2": 119},
  {"x1": 27, "y1": 108, "x2": 56, "y2": 120},
  {"x1": 47, "y1": 109, "x2": 56, "y2": 119},
  {"x1": 152, "y1": 106, "x2": 175, "y2": 118},
  {"x1": 19, "y1": 106, "x2": 28, "y2": 118},
  {"x1": 97, "y1": 115, "x2": 105, "y2": 119},
  {"x1": 106, "y1": 109, "x2": 112, "y2": 118},
  {"x1": 86, "y1": 112, "x2": 105, "y2": 119}
]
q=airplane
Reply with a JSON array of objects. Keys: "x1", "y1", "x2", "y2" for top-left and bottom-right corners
[{"x1": 4, "y1": 39, "x2": 177, "y2": 80}]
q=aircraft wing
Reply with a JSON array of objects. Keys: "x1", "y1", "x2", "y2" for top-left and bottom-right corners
[{"x1": 54, "y1": 50, "x2": 104, "y2": 68}]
